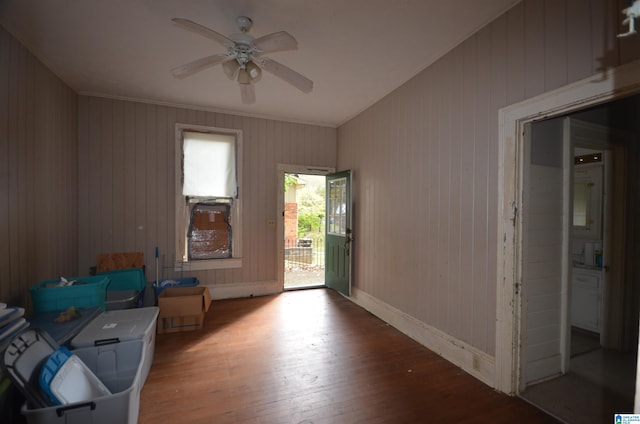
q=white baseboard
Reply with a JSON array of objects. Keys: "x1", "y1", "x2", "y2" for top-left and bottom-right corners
[
  {"x1": 350, "y1": 287, "x2": 496, "y2": 388},
  {"x1": 207, "y1": 280, "x2": 281, "y2": 300}
]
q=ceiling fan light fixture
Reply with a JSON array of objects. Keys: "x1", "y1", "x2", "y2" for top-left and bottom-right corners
[
  {"x1": 246, "y1": 61, "x2": 262, "y2": 81},
  {"x1": 222, "y1": 59, "x2": 240, "y2": 80}
]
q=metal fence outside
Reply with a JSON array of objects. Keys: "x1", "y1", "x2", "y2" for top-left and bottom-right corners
[{"x1": 284, "y1": 238, "x2": 325, "y2": 268}]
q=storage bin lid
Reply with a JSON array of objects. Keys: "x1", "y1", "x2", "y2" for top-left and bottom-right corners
[
  {"x1": 70, "y1": 306, "x2": 159, "y2": 348},
  {"x1": 40, "y1": 347, "x2": 111, "y2": 405},
  {"x1": 2, "y1": 329, "x2": 59, "y2": 408}
]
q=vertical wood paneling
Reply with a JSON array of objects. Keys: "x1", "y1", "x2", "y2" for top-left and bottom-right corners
[
  {"x1": 16, "y1": 40, "x2": 27, "y2": 293},
  {"x1": 337, "y1": 0, "x2": 632, "y2": 358},
  {"x1": 447, "y1": 46, "x2": 464, "y2": 338},
  {"x1": 101, "y1": 99, "x2": 114, "y2": 252},
  {"x1": 112, "y1": 100, "x2": 125, "y2": 250},
  {"x1": 506, "y1": 2, "x2": 526, "y2": 105},
  {"x1": 145, "y1": 105, "x2": 158, "y2": 264},
  {"x1": 0, "y1": 26, "x2": 77, "y2": 309},
  {"x1": 472, "y1": 25, "x2": 491, "y2": 354},
  {"x1": 155, "y1": 105, "x2": 168, "y2": 266},
  {"x1": 436, "y1": 57, "x2": 451, "y2": 331},
  {"x1": 488, "y1": 15, "x2": 508, "y2": 352},
  {"x1": 544, "y1": 0, "x2": 568, "y2": 91},
  {"x1": 77, "y1": 97, "x2": 90, "y2": 271},
  {"x1": 524, "y1": 0, "x2": 546, "y2": 98},
  {"x1": 123, "y1": 101, "x2": 137, "y2": 250},
  {"x1": 458, "y1": 37, "x2": 477, "y2": 345},
  {"x1": 0, "y1": 28, "x2": 10, "y2": 301},
  {"x1": 8, "y1": 33, "x2": 20, "y2": 300},
  {"x1": 566, "y1": 0, "x2": 593, "y2": 81},
  {"x1": 76, "y1": 97, "x2": 337, "y2": 287},
  {"x1": 88, "y1": 97, "x2": 102, "y2": 265},
  {"x1": 134, "y1": 103, "x2": 146, "y2": 253}
]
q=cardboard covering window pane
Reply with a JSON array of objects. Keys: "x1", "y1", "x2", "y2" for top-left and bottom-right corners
[{"x1": 188, "y1": 203, "x2": 231, "y2": 259}]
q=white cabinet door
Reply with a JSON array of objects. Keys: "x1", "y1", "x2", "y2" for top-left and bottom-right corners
[{"x1": 571, "y1": 268, "x2": 601, "y2": 333}]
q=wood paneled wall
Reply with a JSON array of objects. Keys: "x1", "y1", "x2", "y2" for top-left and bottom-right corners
[
  {"x1": 337, "y1": 0, "x2": 640, "y2": 357},
  {"x1": 0, "y1": 26, "x2": 78, "y2": 309},
  {"x1": 77, "y1": 97, "x2": 336, "y2": 287}
]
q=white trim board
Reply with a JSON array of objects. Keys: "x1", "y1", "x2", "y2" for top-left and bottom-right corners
[
  {"x1": 206, "y1": 280, "x2": 281, "y2": 300},
  {"x1": 496, "y1": 59, "x2": 640, "y2": 395},
  {"x1": 351, "y1": 287, "x2": 496, "y2": 387}
]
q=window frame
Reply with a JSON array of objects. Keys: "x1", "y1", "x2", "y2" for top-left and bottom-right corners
[{"x1": 174, "y1": 123, "x2": 243, "y2": 271}]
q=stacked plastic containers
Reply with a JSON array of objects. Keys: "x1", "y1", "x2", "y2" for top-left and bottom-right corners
[{"x1": 2, "y1": 306, "x2": 159, "y2": 424}]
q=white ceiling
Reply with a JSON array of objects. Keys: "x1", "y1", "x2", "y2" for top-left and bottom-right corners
[{"x1": 0, "y1": 0, "x2": 520, "y2": 127}]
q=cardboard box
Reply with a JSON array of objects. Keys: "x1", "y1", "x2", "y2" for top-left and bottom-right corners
[{"x1": 157, "y1": 286, "x2": 211, "y2": 334}]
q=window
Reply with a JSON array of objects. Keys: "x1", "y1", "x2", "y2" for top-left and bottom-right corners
[{"x1": 175, "y1": 124, "x2": 242, "y2": 270}]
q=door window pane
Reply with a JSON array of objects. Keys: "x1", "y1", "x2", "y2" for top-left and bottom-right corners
[{"x1": 328, "y1": 177, "x2": 347, "y2": 235}]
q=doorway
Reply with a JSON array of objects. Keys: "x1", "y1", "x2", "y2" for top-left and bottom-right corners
[
  {"x1": 518, "y1": 113, "x2": 638, "y2": 423},
  {"x1": 279, "y1": 166, "x2": 333, "y2": 290},
  {"x1": 496, "y1": 60, "x2": 640, "y2": 401}
]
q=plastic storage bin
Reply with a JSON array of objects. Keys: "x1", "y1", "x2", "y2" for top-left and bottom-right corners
[
  {"x1": 96, "y1": 268, "x2": 146, "y2": 310},
  {"x1": 105, "y1": 291, "x2": 143, "y2": 310},
  {"x1": 30, "y1": 276, "x2": 110, "y2": 313},
  {"x1": 70, "y1": 307, "x2": 158, "y2": 385},
  {"x1": 22, "y1": 339, "x2": 145, "y2": 424},
  {"x1": 153, "y1": 277, "x2": 199, "y2": 299}
]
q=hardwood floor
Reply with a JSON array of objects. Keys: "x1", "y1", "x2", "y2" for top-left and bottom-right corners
[{"x1": 140, "y1": 288, "x2": 558, "y2": 423}]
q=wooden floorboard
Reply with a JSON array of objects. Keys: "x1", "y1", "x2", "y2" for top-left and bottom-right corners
[{"x1": 140, "y1": 288, "x2": 559, "y2": 423}]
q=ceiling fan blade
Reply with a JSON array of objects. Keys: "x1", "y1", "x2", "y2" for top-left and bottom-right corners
[
  {"x1": 253, "y1": 31, "x2": 298, "y2": 54},
  {"x1": 171, "y1": 53, "x2": 229, "y2": 78},
  {"x1": 239, "y1": 83, "x2": 256, "y2": 104},
  {"x1": 258, "y1": 57, "x2": 313, "y2": 93},
  {"x1": 172, "y1": 18, "x2": 234, "y2": 48}
]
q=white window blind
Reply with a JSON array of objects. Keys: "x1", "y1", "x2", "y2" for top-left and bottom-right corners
[{"x1": 182, "y1": 131, "x2": 237, "y2": 197}]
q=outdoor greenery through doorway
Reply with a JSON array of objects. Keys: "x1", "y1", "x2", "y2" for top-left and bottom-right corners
[{"x1": 284, "y1": 173, "x2": 326, "y2": 289}]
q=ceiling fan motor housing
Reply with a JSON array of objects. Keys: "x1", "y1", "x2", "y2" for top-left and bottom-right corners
[{"x1": 236, "y1": 16, "x2": 253, "y2": 33}]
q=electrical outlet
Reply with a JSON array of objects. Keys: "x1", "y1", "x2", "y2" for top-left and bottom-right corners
[{"x1": 267, "y1": 219, "x2": 276, "y2": 227}]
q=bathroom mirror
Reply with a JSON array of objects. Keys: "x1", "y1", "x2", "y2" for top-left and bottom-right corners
[{"x1": 573, "y1": 181, "x2": 589, "y2": 228}]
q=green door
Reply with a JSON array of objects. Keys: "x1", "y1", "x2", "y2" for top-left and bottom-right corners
[{"x1": 325, "y1": 170, "x2": 352, "y2": 296}]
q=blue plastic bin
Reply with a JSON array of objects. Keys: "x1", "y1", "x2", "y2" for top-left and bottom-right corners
[
  {"x1": 153, "y1": 277, "x2": 199, "y2": 299},
  {"x1": 30, "y1": 276, "x2": 110, "y2": 313}
]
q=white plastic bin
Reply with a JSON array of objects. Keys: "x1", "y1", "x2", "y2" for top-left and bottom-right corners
[
  {"x1": 70, "y1": 307, "x2": 158, "y2": 385},
  {"x1": 22, "y1": 339, "x2": 144, "y2": 424}
]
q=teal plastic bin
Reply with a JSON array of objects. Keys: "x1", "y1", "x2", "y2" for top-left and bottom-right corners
[
  {"x1": 30, "y1": 276, "x2": 110, "y2": 313},
  {"x1": 97, "y1": 268, "x2": 146, "y2": 310}
]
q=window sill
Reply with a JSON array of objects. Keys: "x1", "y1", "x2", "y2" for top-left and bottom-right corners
[{"x1": 174, "y1": 258, "x2": 242, "y2": 271}]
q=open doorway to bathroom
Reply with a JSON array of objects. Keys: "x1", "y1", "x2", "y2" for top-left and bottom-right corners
[
  {"x1": 518, "y1": 98, "x2": 639, "y2": 424},
  {"x1": 283, "y1": 173, "x2": 327, "y2": 290}
]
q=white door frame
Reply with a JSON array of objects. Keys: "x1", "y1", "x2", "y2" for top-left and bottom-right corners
[
  {"x1": 277, "y1": 164, "x2": 335, "y2": 290},
  {"x1": 495, "y1": 59, "x2": 640, "y2": 395}
]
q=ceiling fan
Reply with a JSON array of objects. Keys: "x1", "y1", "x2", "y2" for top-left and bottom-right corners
[{"x1": 171, "y1": 16, "x2": 313, "y2": 104}]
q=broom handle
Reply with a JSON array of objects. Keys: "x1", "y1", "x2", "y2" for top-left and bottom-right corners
[{"x1": 155, "y1": 246, "x2": 159, "y2": 286}]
